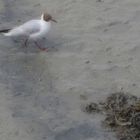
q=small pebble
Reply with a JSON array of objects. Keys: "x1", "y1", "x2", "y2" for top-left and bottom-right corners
[{"x1": 85, "y1": 60, "x2": 90, "y2": 64}]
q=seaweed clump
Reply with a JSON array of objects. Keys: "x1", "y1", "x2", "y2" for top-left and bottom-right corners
[{"x1": 83, "y1": 92, "x2": 140, "y2": 140}]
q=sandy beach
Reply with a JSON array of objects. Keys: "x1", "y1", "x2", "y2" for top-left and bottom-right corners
[{"x1": 0, "y1": 0, "x2": 140, "y2": 139}]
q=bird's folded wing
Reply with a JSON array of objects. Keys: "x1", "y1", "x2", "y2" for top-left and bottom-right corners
[{"x1": 18, "y1": 20, "x2": 41, "y2": 34}]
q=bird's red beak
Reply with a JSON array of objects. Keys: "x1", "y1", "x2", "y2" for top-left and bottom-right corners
[{"x1": 51, "y1": 18, "x2": 57, "y2": 23}]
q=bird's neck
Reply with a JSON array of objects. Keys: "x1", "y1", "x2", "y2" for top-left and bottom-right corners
[{"x1": 41, "y1": 14, "x2": 44, "y2": 20}]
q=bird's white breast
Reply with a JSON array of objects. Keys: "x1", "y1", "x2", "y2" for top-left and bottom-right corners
[{"x1": 29, "y1": 20, "x2": 51, "y2": 40}]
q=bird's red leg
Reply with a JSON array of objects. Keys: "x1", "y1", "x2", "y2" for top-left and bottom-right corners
[{"x1": 34, "y1": 41, "x2": 48, "y2": 52}]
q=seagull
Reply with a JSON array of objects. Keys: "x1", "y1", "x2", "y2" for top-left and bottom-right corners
[{"x1": 0, "y1": 12, "x2": 57, "y2": 51}]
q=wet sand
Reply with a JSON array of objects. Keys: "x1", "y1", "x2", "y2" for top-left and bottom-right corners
[{"x1": 0, "y1": 0, "x2": 139, "y2": 139}]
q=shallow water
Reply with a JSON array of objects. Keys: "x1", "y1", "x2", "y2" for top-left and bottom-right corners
[{"x1": 0, "y1": 0, "x2": 139, "y2": 139}]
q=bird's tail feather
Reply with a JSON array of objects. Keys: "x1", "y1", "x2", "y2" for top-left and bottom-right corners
[{"x1": 0, "y1": 29, "x2": 11, "y2": 33}]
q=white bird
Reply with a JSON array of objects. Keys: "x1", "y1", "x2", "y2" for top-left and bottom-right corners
[{"x1": 0, "y1": 12, "x2": 57, "y2": 51}]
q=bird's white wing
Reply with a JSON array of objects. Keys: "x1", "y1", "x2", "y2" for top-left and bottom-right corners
[
  {"x1": 5, "y1": 20, "x2": 41, "y2": 36},
  {"x1": 19, "y1": 20, "x2": 41, "y2": 34}
]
